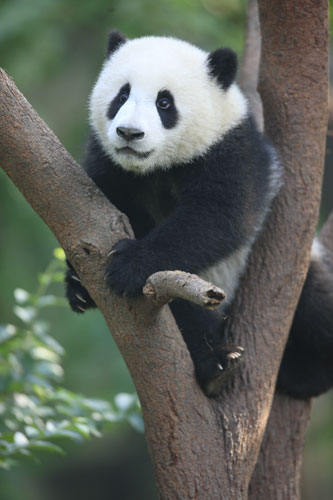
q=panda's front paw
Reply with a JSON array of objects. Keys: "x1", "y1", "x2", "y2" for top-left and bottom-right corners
[
  {"x1": 106, "y1": 238, "x2": 153, "y2": 296},
  {"x1": 195, "y1": 345, "x2": 244, "y2": 398},
  {"x1": 65, "y1": 267, "x2": 96, "y2": 313}
]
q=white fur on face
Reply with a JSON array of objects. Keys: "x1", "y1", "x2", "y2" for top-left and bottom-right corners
[{"x1": 89, "y1": 36, "x2": 248, "y2": 174}]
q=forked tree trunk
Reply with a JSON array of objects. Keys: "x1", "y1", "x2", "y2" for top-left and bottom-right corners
[{"x1": 0, "y1": 0, "x2": 329, "y2": 498}]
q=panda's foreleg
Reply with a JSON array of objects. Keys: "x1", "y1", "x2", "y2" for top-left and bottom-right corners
[
  {"x1": 169, "y1": 299, "x2": 243, "y2": 397},
  {"x1": 106, "y1": 191, "x2": 247, "y2": 297},
  {"x1": 277, "y1": 255, "x2": 333, "y2": 398}
]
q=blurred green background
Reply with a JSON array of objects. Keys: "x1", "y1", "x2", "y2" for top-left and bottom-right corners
[{"x1": 0, "y1": 0, "x2": 332, "y2": 498}]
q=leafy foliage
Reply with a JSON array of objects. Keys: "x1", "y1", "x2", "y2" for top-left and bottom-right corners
[{"x1": 0, "y1": 249, "x2": 143, "y2": 470}]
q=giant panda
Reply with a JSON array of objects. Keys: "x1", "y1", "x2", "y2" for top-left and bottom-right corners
[{"x1": 66, "y1": 30, "x2": 333, "y2": 398}]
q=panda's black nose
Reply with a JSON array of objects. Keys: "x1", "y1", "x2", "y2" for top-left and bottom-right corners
[{"x1": 116, "y1": 127, "x2": 145, "y2": 141}]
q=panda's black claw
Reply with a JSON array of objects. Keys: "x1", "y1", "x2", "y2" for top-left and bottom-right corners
[
  {"x1": 227, "y1": 350, "x2": 242, "y2": 360},
  {"x1": 217, "y1": 345, "x2": 244, "y2": 366},
  {"x1": 108, "y1": 249, "x2": 119, "y2": 257},
  {"x1": 65, "y1": 268, "x2": 96, "y2": 313},
  {"x1": 76, "y1": 293, "x2": 87, "y2": 304},
  {"x1": 195, "y1": 345, "x2": 244, "y2": 398}
]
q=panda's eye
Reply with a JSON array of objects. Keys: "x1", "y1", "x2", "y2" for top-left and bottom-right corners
[
  {"x1": 119, "y1": 92, "x2": 129, "y2": 104},
  {"x1": 158, "y1": 98, "x2": 171, "y2": 110}
]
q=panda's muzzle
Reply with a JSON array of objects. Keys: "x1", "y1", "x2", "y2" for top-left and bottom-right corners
[
  {"x1": 116, "y1": 127, "x2": 145, "y2": 141},
  {"x1": 115, "y1": 146, "x2": 153, "y2": 159}
]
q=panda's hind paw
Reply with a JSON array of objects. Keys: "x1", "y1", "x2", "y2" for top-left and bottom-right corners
[{"x1": 196, "y1": 345, "x2": 244, "y2": 398}]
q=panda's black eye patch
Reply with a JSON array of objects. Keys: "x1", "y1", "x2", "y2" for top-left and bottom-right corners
[
  {"x1": 107, "y1": 83, "x2": 131, "y2": 120},
  {"x1": 156, "y1": 90, "x2": 178, "y2": 129}
]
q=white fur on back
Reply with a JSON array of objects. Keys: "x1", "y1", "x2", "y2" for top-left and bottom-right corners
[
  {"x1": 200, "y1": 243, "x2": 252, "y2": 307},
  {"x1": 89, "y1": 36, "x2": 248, "y2": 173},
  {"x1": 311, "y1": 237, "x2": 325, "y2": 261}
]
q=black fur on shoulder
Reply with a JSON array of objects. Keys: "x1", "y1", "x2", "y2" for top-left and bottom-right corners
[
  {"x1": 207, "y1": 48, "x2": 238, "y2": 90},
  {"x1": 107, "y1": 30, "x2": 126, "y2": 57}
]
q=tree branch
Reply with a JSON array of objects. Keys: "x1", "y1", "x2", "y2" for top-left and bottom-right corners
[
  {"x1": 238, "y1": 0, "x2": 264, "y2": 132},
  {"x1": 143, "y1": 270, "x2": 225, "y2": 309}
]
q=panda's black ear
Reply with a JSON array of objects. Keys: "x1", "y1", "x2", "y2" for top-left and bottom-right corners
[
  {"x1": 107, "y1": 30, "x2": 126, "y2": 57},
  {"x1": 207, "y1": 48, "x2": 238, "y2": 90}
]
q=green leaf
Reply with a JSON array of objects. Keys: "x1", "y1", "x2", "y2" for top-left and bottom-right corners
[
  {"x1": 127, "y1": 413, "x2": 144, "y2": 433},
  {"x1": 24, "y1": 426, "x2": 41, "y2": 439},
  {"x1": 13, "y1": 306, "x2": 36, "y2": 324},
  {"x1": 50, "y1": 272, "x2": 65, "y2": 283},
  {"x1": 13, "y1": 432, "x2": 29, "y2": 447},
  {"x1": 27, "y1": 374, "x2": 53, "y2": 390},
  {"x1": 31, "y1": 347, "x2": 59, "y2": 363},
  {"x1": 37, "y1": 273, "x2": 51, "y2": 286},
  {"x1": 0, "y1": 457, "x2": 15, "y2": 470},
  {"x1": 45, "y1": 428, "x2": 83, "y2": 441},
  {"x1": 32, "y1": 320, "x2": 49, "y2": 336},
  {"x1": 71, "y1": 422, "x2": 95, "y2": 439},
  {"x1": 14, "y1": 288, "x2": 30, "y2": 304},
  {"x1": 36, "y1": 295, "x2": 65, "y2": 307},
  {"x1": 38, "y1": 334, "x2": 64, "y2": 355},
  {"x1": 0, "y1": 324, "x2": 17, "y2": 344},
  {"x1": 13, "y1": 393, "x2": 36, "y2": 410},
  {"x1": 53, "y1": 248, "x2": 66, "y2": 261},
  {"x1": 27, "y1": 440, "x2": 65, "y2": 455},
  {"x1": 114, "y1": 393, "x2": 137, "y2": 412},
  {"x1": 0, "y1": 248, "x2": 144, "y2": 469},
  {"x1": 33, "y1": 361, "x2": 63, "y2": 380},
  {"x1": 83, "y1": 398, "x2": 113, "y2": 413}
]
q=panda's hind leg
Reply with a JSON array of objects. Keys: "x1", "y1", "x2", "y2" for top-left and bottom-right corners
[
  {"x1": 169, "y1": 299, "x2": 243, "y2": 397},
  {"x1": 277, "y1": 258, "x2": 333, "y2": 398}
]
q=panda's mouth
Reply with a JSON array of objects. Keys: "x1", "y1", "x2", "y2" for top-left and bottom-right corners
[{"x1": 116, "y1": 147, "x2": 153, "y2": 159}]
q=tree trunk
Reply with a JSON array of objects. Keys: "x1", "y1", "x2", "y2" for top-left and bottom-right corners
[
  {"x1": 0, "y1": 0, "x2": 329, "y2": 497},
  {"x1": 248, "y1": 1, "x2": 329, "y2": 496}
]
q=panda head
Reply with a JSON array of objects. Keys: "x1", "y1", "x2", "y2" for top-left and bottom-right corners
[{"x1": 89, "y1": 31, "x2": 248, "y2": 174}]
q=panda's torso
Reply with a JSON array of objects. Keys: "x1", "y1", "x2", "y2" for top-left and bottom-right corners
[{"x1": 86, "y1": 113, "x2": 280, "y2": 303}]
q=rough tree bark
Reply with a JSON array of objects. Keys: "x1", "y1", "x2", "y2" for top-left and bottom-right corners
[
  {"x1": 240, "y1": 1, "x2": 329, "y2": 498},
  {"x1": 0, "y1": 0, "x2": 329, "y2": 498},
  {"x1": 238, "y1": 0, "x2": 263, "y2": 132},
  {"x1": 248, "y1": 1, "x2": 329, "y2": 497}
]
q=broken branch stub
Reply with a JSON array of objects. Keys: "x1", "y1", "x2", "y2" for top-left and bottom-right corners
[{"x1": 143, "y1": 270, "x2": 226, "y2": 309}]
